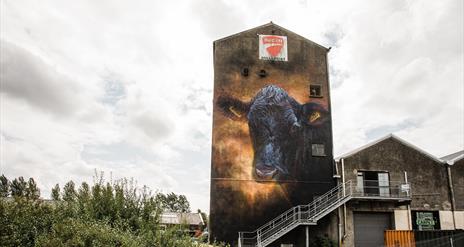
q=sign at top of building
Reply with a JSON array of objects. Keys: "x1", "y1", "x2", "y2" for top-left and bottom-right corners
[{"x1": 259, "y1": 35, "x2": 288, "y2": 61}]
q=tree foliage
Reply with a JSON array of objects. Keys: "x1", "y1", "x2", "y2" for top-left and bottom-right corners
[
  {"x1": 156, "y1": 192, "x2": 191, "y2": 213},
  {"x1": 7, "y1": 176, "x2": 40, "y2": 200},
  {"x1": 51, "y1": 183, "x2": 60, "y2": 201},
  {"x1": 25, "y1": 178, "x2": 40, "y2": 200},
  {"x1": 62, "y1": 180, "x2": 77, "y2": 202},
  {"x1": 0, "y1": 174, "x2": 9, "y2": 197},
  {"x1": 0, "y1": 174, "x2": 225, "y2": 247},
  {"x1": 10, "y1": 176, "x2": 27, "y2": 197}
]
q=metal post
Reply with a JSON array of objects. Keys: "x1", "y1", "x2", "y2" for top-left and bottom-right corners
[
  {"x1": 404, "y1": 171, "x2": 412, "y2": 230},
  {"x1": 341, "y1": 159, "x2": 346, "y2": 197},
  {"x1": 447, "y1": 165, "x2": 457, "y2": 229},
  {"x1": 341, "y1": 158, "x2": 347, "y2": 241},
  {"x1": 306, "y1": 226, "x2": 309, "y2": 247}
]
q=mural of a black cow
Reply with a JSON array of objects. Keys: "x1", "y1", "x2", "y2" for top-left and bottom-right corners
[{"x1": 217, "y1": 85, "x2": 328, "y2": 181}]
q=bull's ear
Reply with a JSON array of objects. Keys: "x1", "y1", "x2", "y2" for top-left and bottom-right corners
[
  {"x1": 302, "y1": 102, "x2": 329, "y2": 126},
  {"x1": 216, "y1": 95, "x2": 250, "y2": 121}
]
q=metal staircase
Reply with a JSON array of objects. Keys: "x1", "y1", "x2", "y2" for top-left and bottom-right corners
[{"x1": 238, "y1": 180, "x2": 411, "y2": 247}]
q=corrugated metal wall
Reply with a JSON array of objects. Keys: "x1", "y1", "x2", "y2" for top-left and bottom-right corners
[
  {"x1": 385, "y1": 230, "x2": 415, "y2": 247},
  {"x1": 384, "y1": 230, "x2": 464, "y2": 247}
]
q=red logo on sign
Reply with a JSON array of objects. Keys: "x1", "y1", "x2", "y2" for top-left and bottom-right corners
[{"x1": 262, "y1": 36, "x2": 284, "y2": 57}]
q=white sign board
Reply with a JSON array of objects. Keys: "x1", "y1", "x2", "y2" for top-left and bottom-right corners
[
  {"x1": 259, "y1": 35, "x2": 288, "y2": 61},
  {"x1": 401, "y1": 183, "x2": 410, "y2": 192}
]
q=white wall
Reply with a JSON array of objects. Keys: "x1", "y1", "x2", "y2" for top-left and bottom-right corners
[
  {"x1": 454, "y1": 211, "x2": 464, "y2": 230},
  {"x1": 439, "y1": 211, "x2": 455, "y2": 230},
  {"x1": 394, "y1": 210, "x2": 411, "y2": 230}
]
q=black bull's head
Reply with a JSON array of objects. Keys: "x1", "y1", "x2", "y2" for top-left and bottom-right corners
[{"x1": 217, "y1": 85, "x2": 329, "y2": 181}]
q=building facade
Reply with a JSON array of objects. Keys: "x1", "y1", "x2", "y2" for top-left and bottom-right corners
[
  {"x1": 210, "y1": 23, "x2": 336, "y2": 246},
  {"x1": 209, "y1": 23, "x2": 463, "y2": 247},
  {"x1": 443, "y1": 151, "x2": 464, "y2": 230},
  {"x1": 335, "y1": 135, "x2": 464, "y2": 247}
]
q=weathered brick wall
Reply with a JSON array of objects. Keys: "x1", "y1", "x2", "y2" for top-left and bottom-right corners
[
  {"x1": 342, "y1": 137, "x2": 451, "y2": 211},
  {"x1": 451, "y1": 159, "x2": 464, "y2": 210}
]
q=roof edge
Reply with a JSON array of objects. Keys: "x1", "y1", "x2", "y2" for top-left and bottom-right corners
[
  {"x1": 214, "y1": 22, "x2": 329, "y2": 51},
  {"x1": 445, "y1": 154, "x2": 464, "y2": 165},
  {"x1": 335, "y1": 133, "x2": 444, "y2": 164}
]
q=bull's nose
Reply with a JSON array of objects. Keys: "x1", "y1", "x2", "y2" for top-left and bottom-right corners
[{"x1": 255, "y1": 166, "x2": 277, "y2": 179}]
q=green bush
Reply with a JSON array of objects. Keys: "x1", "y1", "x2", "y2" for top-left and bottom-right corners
[
  {"x1": 310, "y1": 235, "x2": 336, "y2": 247},
  {"x1": 0, "y1": 198, "x2": 55, "y2": 246},
  {"x1": 0, "y1": 174, "x2": 222, "y2": 247},
  {"x1": 35, "y1": 219, "x2": 143, "y2": 247}
]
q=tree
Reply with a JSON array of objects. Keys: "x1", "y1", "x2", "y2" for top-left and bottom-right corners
[
  {"x1": 78, "y1": 182, "x2": 90, "y2": 201},
  {"x1": 51, "y1": 184, "x2": 60, "y2": 201},
  {"x1": 0, "y1": 174, "x2": 222, "y2": 247},
  {"x1": 0, "y1": 174, "x2": 9, "y2": 197},
  {"x1": 10, "y1": 176, "x2": 27, "y2": 197},
  {"x1": 156, "y1": 192, "x2": 191, "y2": 213},
  {"x1": 62, "y1": 180, "x2": 77, "y2": 202},
  {"x1": 177, "y1": 195, "x2": 190, "y2": 213},
  {"x1": 25, "y1": 177, "x2": 40, "y2": 200}
]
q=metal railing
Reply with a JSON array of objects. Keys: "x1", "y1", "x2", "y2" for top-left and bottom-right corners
[
  {"x1": 352, "y1": 180, "x2": 411, "y2": 199},
  {"x1": 238, "y1": 180, "x2": 411, "y2": 247}
]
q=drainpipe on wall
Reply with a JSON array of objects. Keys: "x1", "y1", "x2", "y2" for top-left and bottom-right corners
[
  {"x1": 338, "y1": 206, "x2": 343, "y2": 247},
  {"x1": 446, "y1": 164, "x2": 457, "y2": 229},
  {"x1": 335, "y1": 160, "x2": 343, "y2": 247},
  {"x1": 341, "y1": 158, "x2": 347, "y2": 244},
  {"x1": 306, "y1": 225, "x2": 310, "y2": 247},
  {"x1": 404, "y1": 171, "x2": 412, "y2": 230}
]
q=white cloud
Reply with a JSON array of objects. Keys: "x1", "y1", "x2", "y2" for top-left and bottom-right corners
[
  {"x1": 0, "y1": 40, "x2": 85, "y2": 116},
  {"x1": 0, "y1": 0, "x2": 462, "y2": 212}
]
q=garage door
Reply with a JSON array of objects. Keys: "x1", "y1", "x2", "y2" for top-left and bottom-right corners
[{"x1": 354, "y1": 212, "x2": 392, "y2": 247}]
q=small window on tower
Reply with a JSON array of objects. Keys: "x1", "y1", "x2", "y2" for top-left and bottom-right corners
[
  {"x1": 310, "y1": 84, "x2": 322, "y2": 98},
  {"x1": 241, "y1": 68, "x2": 249, "y2": 77},
  {"x1": 312, "y1": 144, "x2": 326, "y2": 157}
]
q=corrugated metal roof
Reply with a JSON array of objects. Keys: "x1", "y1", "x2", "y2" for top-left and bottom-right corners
[{"x1": 159, "y1": 212, "x2": 204, "y2": 225}]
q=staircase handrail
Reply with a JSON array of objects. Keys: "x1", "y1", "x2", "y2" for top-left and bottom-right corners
[
  {"x1": 250, "y1": 180, "x2": 352, "y2": 239},
  {"x1": 239, "y1": 180, "x2": 411, "y2": 247}
]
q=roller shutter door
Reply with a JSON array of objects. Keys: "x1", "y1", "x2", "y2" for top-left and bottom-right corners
[{"x1": 354, "y1": 212, "x2": 392, "y2": 247}]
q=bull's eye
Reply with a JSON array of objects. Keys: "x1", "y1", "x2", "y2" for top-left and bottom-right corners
[
  {"x1": 228, "y1": 106, "x2": 242, "y2": 118},
  {"x1": 309, "y1": 111, "x2": 321, "y2": 123}
]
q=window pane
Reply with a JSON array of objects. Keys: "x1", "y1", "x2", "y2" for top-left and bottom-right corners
[
  {"x1": 378, "y1": 172, "x2": 389, "y2": 197},
  {"x1": 311, "y1": 144, "x2": 325, "y2": 156},
  {"x1": 357, "y1": 173, "x2": 364, "y2": 195}
]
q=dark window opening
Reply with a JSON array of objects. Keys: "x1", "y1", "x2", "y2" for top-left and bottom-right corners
[
  {"x1": 311, "y1": 144, "x2": 326, "y2": 157},
  {"x1": 356, "y1": 171, "x2": 390, "y2": 197},
  {"x1": 310, "y1": 84, "x2": 322, "y2": 98},
  {"x1": 241, "y1": 68, "x2": 249, "y2": 77}
]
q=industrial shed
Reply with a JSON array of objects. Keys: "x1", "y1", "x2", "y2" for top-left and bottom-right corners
[
  {"x1": 159, "y1": 212, "x2": 205, "y2": 236},
  {"x1": 335, "y1": 134, "x2": 464, "y2": 247}
]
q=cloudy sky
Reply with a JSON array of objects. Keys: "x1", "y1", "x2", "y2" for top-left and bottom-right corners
[{"x1": 1, "y1": 0, "x2": 463, "y2": 211}]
